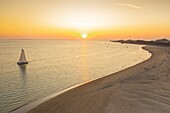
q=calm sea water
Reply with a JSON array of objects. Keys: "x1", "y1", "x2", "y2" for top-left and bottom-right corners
[{"x1": 0, "y1": 40, "x2": 150, "y2": 112}]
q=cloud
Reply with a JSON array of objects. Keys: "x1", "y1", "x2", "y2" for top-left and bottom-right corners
[{"x1": 114, "y1": 3, "x2": 142, "y2": 9}]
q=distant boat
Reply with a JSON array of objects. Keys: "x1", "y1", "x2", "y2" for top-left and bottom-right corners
[{"x1": 17, "y1": 49, "x2": 28, "y2": 65}]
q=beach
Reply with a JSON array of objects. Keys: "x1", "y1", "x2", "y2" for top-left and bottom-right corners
[
  {"x1": 14, "y1": 45, "x2": 170, "y2": 113},
  {"x1": 1, "y1": 40, "x2": 150, "y2": 113}
]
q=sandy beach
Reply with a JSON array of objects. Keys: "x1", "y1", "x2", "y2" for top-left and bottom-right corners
[{"x1": 14, "y1": 46, "x2": 170, "y2": 113}]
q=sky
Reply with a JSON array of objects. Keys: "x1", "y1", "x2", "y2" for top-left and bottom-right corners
[{"x1": 0, "y1": 0, "x2": 170, "y2": 40}]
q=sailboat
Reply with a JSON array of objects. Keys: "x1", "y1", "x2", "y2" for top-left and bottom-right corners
[{"x1": 17, "y1": 49, "x2": 28, "y2": 65}]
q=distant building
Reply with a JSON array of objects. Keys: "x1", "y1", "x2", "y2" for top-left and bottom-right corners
[{"x1": 156, "y1": 38, "x2": 170, "y2": 43}]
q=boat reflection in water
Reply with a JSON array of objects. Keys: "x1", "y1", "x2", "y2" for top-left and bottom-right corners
[{"x1": 19, "y1": 65, "x2": 27, "y2": 76}]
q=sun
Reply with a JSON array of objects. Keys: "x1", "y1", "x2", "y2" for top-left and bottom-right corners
[{"x1": 81, "y1": 34, "x2": 87, "y2": 39}]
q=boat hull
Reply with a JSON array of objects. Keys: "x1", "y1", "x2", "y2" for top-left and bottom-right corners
[{"x1": 17, "y1": 62, "x2": 28, "y2": 65}]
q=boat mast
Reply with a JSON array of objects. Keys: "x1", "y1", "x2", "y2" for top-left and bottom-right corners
[{"x1": 21, "y1": 49, "x2": 27, "y2": 62}]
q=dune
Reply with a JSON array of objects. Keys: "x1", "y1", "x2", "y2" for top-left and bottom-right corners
[{"x1": 13, "y1": 46, "x2": 170, "y2": 113}]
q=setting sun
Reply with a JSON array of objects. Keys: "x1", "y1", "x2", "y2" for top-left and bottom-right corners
[{"x1": 81, "y1": 34, "x2": 87, "y2": 39}]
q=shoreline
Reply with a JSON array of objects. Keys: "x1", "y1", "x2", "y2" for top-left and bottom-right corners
[
  {"x1": 13, "y1": 45, "x2": 170, "y2": 113},
  {"x1": 11, "y1": 45, "x2": 151, "y2": 113}
]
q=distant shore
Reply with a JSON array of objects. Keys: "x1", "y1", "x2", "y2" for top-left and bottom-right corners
[
  {"x1": 111, "y1": 38, "x2": 170, "y2": 47},
  {"x1": 12, "y1": 45, "x2": 170, "y2": 113}
]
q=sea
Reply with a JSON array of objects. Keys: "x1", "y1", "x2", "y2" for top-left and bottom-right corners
[{"x1": 0, "y1": 40, "x2": 151, "y2": 112}]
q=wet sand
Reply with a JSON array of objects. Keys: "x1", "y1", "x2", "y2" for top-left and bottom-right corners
[{"x1": 14, "y1": 46, "x2": 170, "y2": 113}]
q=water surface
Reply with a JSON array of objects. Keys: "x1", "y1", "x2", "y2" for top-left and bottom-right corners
[{"x1": 0, "y1": 40, "x2": 150, "y2": 112}]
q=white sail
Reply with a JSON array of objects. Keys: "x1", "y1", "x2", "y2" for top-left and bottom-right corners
[{"x1": 18, "y1": 49, "x2": 28, "y2": 65}]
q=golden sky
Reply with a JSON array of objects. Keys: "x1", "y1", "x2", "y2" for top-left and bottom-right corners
[{"x1": 0, "y1": 0, "x2": 170, "y2": 39}]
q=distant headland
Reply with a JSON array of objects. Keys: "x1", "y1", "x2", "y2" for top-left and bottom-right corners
[{"x1": 111, "y1": 38, "x2": 170, "y2": 47}]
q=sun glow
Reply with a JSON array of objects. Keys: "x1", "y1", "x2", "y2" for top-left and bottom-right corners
[
  {"x1": 0, "y1": 1, "x2": 170, "y2": 39},
  {"x1": 82, "y1": 34, "x2": 87, "y2": 39}
]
